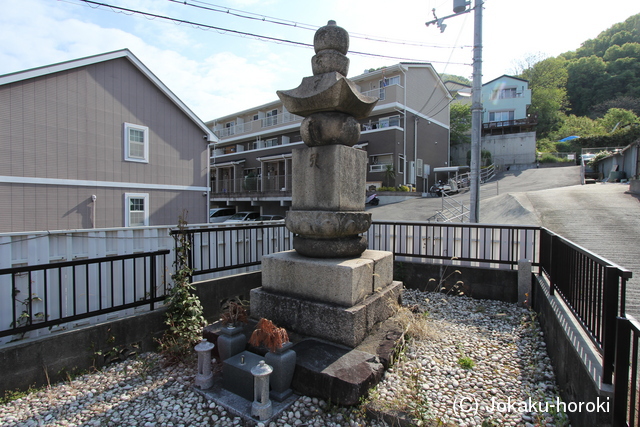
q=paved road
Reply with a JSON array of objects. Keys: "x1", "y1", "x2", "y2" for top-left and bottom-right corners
[{"x1": 369, "y1": 165, "x2": 640, "y2": 318}]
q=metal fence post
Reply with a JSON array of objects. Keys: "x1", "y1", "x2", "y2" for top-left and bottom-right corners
[
  {"x1": 602, "y1": 265, "x2": 619, "y2": 384},
  {"x1": 150, "y1": 254, "x2": 157, "y2": 311},
  {"x1": 612, "y1": 316, "x2": 631, "y2": 426}
]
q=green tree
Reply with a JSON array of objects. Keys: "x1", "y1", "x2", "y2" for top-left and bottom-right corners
[
  {"x1": 440, "y1": 73, "x2": 471, "y2": 85},
  {"x1": 598, "y1": 108, "x2": 640, "y2": 132},
  {"x1": 450, "y1": 103, "x2": 471, "y2": 145},
  {"x1": 383, "y1": 164, "x2": 396, "y2": 188},
  {"x1": 566, "y1": 55, "x2": 608, "y2": 116},
  {"x1": 590, "y1": 95, "x2": 640, "y2": 118},
  {"x1": 519, "y1": 57, "x2": 569, "y2": 138}
]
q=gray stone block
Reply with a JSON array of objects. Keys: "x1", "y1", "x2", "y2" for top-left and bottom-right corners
[
  {"x1": 261, "y1": 250, "x2": 374, "y2": 306},
  {"x1": 292, "y1": 235, "x2": 368, "y2": 258},
  {"x1": 250, "y1": 281, "x2": 402, "y2": 348},
  {"x1": 360, "y1": 250, "x2": 394, "y2": 292},
  {"x1": 286, "y1": 211, "x2": 371, "y2": 238},
  {"x1": 291, "y1": 145, "x2": 367, "y2": 211},
  {"x1": 300, "y1": 112, "x2": 360, "y2": 147},
  {"x1": 222, "y1": 351, "x2": 264, "y2": 401}
]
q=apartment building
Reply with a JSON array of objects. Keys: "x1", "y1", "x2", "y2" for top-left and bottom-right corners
[
  {"x1": 206, "y1": 62, "x2": 451, "y2": 215},
  {"x1": 0, "y1": 50, "x2": 214, "y2": 232}
]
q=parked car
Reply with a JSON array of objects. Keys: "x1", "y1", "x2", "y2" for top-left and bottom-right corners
[
  {"x1": 223, "y1": 211, "x2": 261, "y2": 223},
  {"x1": 253, "y1": 215, "x2": 285, "y2": 222},
  {"x1": 209, "y1": 207, "x2": 236, "y2": 223}
]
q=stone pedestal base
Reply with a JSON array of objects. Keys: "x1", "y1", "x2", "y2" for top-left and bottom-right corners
[
  {"x1": 261, "y1": 250, "x2": 393, "y2": 307},
  {"x1": 250, "y1": 280, "x2": 402, "y2": 348}
]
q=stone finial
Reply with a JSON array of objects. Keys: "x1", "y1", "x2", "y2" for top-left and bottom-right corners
[{"x1": 312, "y1": 21, "x2": 350, "y2": 76}]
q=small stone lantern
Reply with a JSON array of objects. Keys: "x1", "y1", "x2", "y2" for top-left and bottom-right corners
[
  {"x1": 251, "y1": 360, "x2": 273, "y2": 420},
  {"x1": 194, "y1": 339, "x2": 215, "y2": 389}
]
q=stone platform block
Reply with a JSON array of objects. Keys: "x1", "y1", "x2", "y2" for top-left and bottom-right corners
[
  {"x1": 222, "y1": 351, "x2": 264, "y2": 401},
  {"x1": 291, "y1": 144, "x2": 367, "y2": 211},
  {"x1": 250, "y1": 280, "x2": 402, "y2": 348},
  {"x1": 261, "y1": 250, "x2": 393, "y2": 307}
]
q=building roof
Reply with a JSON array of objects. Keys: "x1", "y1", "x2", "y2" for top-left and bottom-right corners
[
  {"x1": 0, "y1": 49, "x2": 217, "y2": 142},
  {"x1": 482, "y1": 74, "x2": 529, "y2": 87}
]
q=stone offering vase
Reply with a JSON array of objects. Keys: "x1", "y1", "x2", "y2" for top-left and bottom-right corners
[
  {"x1": 217, "y1": 299, "x2": 249, "y2": 361},
  {"x1": 265, "y1": 342, "x2": 296, "y2": 401},
  {"x1": 217, "y1": 324, "x2": 247, "y2": 361},
  {"x1": 249, "y1": 318, "x2": 296, "y2": 401}
]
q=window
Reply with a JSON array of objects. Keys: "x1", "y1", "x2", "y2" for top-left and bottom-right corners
[
  {"x1": 498, "y1": 88, "x2": 517, "y2": 99},
  {"x1": 398, "y1": 155, "x2": 405, "y2": 174},
  {"x1": 125, "y1": 193, "x2": 149, "y2": 227},
  {"x1": 225, "y1": 121, "x2": 235, "y2": 136},
  {"x1": 379, "y1": 75, "x2": 400, "y2": 100},
  {"x1": 489, "y1": 111, "x2": 515, "y2": 123},
  {"x1": 263, "y1": 109, "x2": 278, "y2": 127},
  {"x1": 369, "y1": 154, "x2": 393, "y2": 172},
  {"x1": 265, "y1": 138, "x2": 278, "y2": 147},
  {"x1": 490, "y1": 87, "x2": 517, "y2": 100},
  {"x1": 124, "y1": 123, "x2": 149, "y2": 163}
]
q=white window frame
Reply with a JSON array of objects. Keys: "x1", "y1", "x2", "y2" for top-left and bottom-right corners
[
  {"x1": 124, "y1": 193, "x2": 149, "y2": 227},
  {"x1": 369, "y1": 153, "x2": 394, "y2": 172},
  {"x1": 265, "y1": 138, "x2": 278, "y2": 147},
  {"x1": 124, "y1": 123, "x2": 149, "y2": 163},
  {"x1": 398, "y1": 155, "x2": 405, "y2": 174},
  {"x1": 489, "y1": 110, "x2": 515, "y2": 122}
]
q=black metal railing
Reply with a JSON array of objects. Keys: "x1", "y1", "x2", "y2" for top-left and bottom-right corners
[
  {"x1": 614, "y1": 315, "x2": 640, "y2": 427},
  {"x1": 367, "y1": 221, "x2": 540, "y2": 268},
  {"x1": 0, "y1": 250, "x2": 169, "y2": 339},
  {"x1": 539, "y1": 229, "x2": 632, "y2": 384},
  {"x1": 171, "y1": 223, "x2": 293, "y2": 281}
]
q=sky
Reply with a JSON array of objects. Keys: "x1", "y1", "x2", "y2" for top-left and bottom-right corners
[{"x1": 1, "y1": 0, "x2": 638, "y2": 121}]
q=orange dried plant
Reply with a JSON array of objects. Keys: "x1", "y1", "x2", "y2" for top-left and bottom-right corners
[{"x1": 249, "y1": 318, "x2": 289, "y2": 353}]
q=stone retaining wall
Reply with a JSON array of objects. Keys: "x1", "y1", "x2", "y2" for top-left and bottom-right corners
[{"x1": 0, "y1": 272, "x2": 261, "y2": 394}]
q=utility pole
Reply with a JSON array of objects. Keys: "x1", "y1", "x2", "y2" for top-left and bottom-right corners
[
  {"x1": 469, "y1": 0, "x2": 482, "y2": 223},
  {"x1": 426, "y1": 0, "x2": 483, "y2": 223}
]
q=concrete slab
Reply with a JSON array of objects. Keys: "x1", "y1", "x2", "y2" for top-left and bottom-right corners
[
  {"x1": 289, "y1": 314, "x2": 405, "y2": 406},
  {"x1": 194, "y1": 371, "x2": 298, "y2": 427}
]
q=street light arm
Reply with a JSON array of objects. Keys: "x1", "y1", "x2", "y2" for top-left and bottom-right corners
[{"x1": 425, "y1": 8, "x2": 471, "y2": 27}]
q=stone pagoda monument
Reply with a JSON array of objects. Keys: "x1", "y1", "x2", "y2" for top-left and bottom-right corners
[{"x1": 250, "y1": 21, "x2": 402, "y2": 348}]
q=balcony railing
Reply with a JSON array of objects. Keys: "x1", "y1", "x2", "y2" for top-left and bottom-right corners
[
  {"x1": 213, "y1": 111, "x2": 303, "y2": 139},
  {"x1": 212, "y1": 174, "x2": 292, "y2": 195},
  {"x1": 360, "y1": 82, "x2": 403, "y2": 102},
  {"x1": 361, "y1": 117, "x2": 402, "y2": 132}
]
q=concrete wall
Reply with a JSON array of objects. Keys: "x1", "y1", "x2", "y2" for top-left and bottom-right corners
[
  {"x1": 451, "y1": 132, "x2": 536, "y2": 167},
  {"x1": 0, "y1": 271, "x2": 261, "y2": 394},
  {"x1": 395, "y1": 261, "x2": 518, "y2": 302},
  {"x1": 532, "y1": 276, "x2": 613, "y2": 427}
]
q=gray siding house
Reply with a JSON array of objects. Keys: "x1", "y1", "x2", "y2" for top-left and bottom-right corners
[{"x1": 0, "y1": 50, "x2": 215, "y2": 233}]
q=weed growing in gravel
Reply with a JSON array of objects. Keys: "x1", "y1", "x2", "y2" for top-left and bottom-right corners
[{"x1": 457, "y1": 356, "x2": 475, "y2": 369}]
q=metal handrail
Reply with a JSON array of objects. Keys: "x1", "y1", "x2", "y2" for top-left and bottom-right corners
[{"x1": 0, "y1": 250, "x2": 170, "y2": 339}]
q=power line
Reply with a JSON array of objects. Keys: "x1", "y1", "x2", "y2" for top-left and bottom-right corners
[
  {"x1": 174, "y1": 0, "x2": 472, "y2": 50},
  {"x1": 75, "y1": 0, "x2": 471, "y2": 66}
]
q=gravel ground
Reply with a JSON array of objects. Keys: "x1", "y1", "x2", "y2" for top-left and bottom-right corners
[{"x1": 0, "y1": 290, "x2": 568, "y2": 427}]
